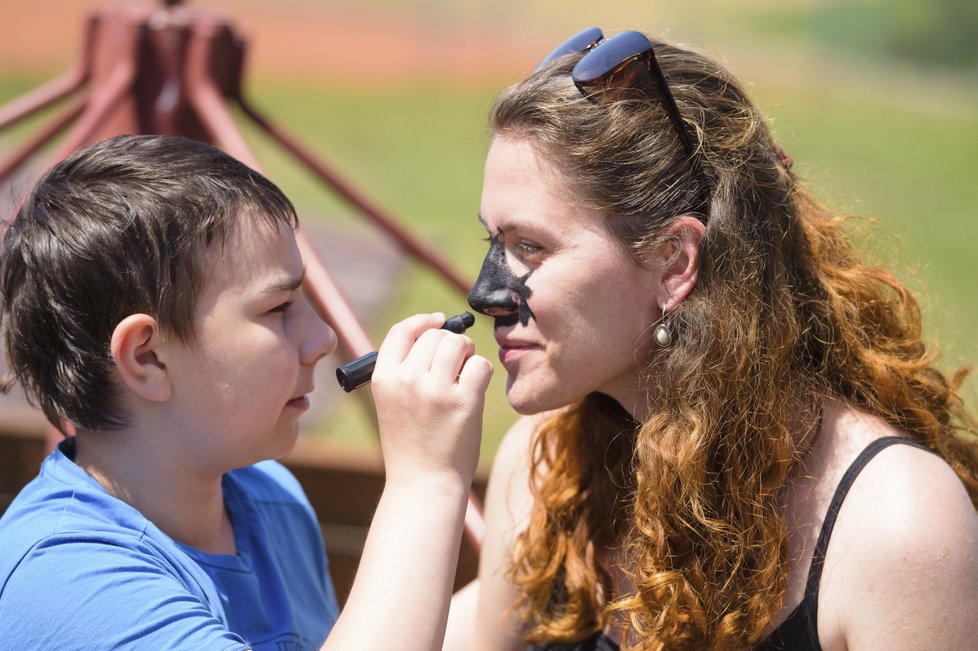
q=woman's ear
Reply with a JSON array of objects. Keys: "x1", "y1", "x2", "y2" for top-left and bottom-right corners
[
  {"x1": 654, "y1": 215, "x2": 705, "y2": 312},
  {"x1": 110, "y1": 314, "x2": 172, "y2": 402}
]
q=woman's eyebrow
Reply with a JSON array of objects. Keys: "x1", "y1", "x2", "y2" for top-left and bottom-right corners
[{"x1": 477, "y1": 212, "x2": 513, "y2": 234}]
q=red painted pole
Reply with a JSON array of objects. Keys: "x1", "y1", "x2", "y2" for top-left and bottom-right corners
[
  {"x1": 0, "y1": 68, "x2": 88, "y2": 133},
  {"x1": 0, "y1": 14, "x2": 94, "y2": 131},
  {"x1": 0, "y1": 97, "x2": 86, "y2": 182},
  {"x1": 236, "y1": 98, "x2": 472, "y2": 297}
]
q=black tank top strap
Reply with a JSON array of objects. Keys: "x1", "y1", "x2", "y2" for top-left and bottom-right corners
[
  {"x1": 755, "y1": 435, "x2": 933, "y2": 650},
  {"x1": 533, "y1": 437, "x2": 933, "y2": 651},
  {"x1": 804, "y1": 437, "x2": 932, "y2": 639}
]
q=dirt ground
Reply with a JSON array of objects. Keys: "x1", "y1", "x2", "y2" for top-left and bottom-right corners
[{"x1": 0, "y1": 0, "x2": 545, "y2": 83}]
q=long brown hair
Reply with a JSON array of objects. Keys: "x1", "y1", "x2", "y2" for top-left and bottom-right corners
[{"x1": 491, "y1": 37, "x2": 978, "y2": 649}]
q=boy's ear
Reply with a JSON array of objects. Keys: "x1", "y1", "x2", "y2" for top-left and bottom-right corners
[
  {"x1": 110, "y1": 314, "x2": 171, "y2": 402},
  {"x1": 653, "y1": 215, "x2": 706, "y2": 312}
]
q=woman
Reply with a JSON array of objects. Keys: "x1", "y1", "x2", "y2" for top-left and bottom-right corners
[{"x1": 454, "y1": 28, "x2": 978, "y2": 650}]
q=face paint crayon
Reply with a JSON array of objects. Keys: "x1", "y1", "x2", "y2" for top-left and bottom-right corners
[
  {"x1": 467, "y1": 232, "x2": 535, "y2": 327},
  {"x1": 335, "y1": 312, "x2": 476, "y2": 392}
]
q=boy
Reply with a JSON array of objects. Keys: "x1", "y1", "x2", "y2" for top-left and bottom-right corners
[{"x1": 0, "y1": 135, "x2": 492, "y2": 649}]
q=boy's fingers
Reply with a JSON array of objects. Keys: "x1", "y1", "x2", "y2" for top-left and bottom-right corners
[
  {"x1": 401, "y1": 327, "x2": 450, "y2": 372},
  {"x1": 427, "y1": 333, "x2": 475, "y2": 386},
  {"x1": 457, "y1": 355, "x2": 493, "y2": 395},
  {"x1": 374, "y1": 313, "x2": 445, "y2": 372}
]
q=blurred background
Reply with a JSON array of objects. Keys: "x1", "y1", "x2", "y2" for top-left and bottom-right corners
[{"x1": 1, "y1": 0, "x2": 976, "y2": 466}]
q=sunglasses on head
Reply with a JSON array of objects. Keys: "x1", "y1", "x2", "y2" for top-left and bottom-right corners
[{"x1": 536, "y1": 27, "x2": 697, "y2": 160}]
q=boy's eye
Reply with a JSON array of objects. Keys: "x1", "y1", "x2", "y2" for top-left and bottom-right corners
[{"x1": 269, "y1": 301, "x2": 293, "y2": 314}]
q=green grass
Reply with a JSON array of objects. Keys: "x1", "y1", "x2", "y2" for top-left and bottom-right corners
[
  {"x1": 2, "y1": 58, "x2": 976, "y2": 460},
  {"x1": 758, "y1": 86, "x2": 978, "y2": 372}
]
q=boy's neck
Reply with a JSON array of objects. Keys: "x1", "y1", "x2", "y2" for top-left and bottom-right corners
[{"x1": 72, "y1": 429, "x2": 237, "y2": 554}]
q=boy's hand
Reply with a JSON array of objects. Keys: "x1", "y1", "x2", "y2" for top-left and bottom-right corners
[{"x1": 370, "y1": 313, "x2": 493, "y2": 487}]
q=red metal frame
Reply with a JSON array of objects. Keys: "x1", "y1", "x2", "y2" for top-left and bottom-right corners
[{"x1": 0, "y1": 1, "x2": 484, "y2": 547}]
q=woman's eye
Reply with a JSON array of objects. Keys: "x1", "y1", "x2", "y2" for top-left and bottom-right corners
[{"x1": 515, "y1": 240, "x2": 543, "y2": 257}]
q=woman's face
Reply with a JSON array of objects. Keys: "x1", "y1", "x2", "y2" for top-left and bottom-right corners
[{"x1": 469, "y1": 135, "x2": 663, "y2": 417}]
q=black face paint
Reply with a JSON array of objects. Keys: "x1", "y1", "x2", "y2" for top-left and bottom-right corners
[{"x1": 467, "y1": 232, "x2": 535, "y2": 327}]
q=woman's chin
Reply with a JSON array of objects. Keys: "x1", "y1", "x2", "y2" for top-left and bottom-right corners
[{"x1": 505, "y1": 377, "x2": 572, "y2": 416}]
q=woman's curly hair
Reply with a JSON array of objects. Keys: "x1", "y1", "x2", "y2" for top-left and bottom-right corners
[{"x1": 491, "y1": 36, "x2": 978, "y2": 649}]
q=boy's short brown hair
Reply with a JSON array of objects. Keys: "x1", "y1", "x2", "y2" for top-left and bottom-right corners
[{"x1": 0, "y1": 135, "x2": 298, "y2": 432}]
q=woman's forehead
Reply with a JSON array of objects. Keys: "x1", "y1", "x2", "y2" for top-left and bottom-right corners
[{"x1": 481, "y1": 137, "x2": 597, "y2": 231}]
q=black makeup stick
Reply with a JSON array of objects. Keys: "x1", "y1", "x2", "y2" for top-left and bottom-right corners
[{"x1": 335, "y1": 312, "x2": 476, "y2": 392}]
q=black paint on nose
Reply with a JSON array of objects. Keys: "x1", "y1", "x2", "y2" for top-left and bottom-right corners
[{"x1": 467, "y1": 233, "x2": 535, "y2": 328}]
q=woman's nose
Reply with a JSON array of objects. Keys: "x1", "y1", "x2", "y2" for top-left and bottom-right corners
[
  {"x1": 467, "y1": 235, "x2": 519, "y2": 317},
  {"x1": 467, "y1": 279, "x2": 518, "y2": 317}
]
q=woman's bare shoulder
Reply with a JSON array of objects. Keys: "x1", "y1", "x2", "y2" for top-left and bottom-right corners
[
  {"x1": 818, "y1": 402, "x2": 978, "y2": 649},
  {"x1": 491, "y1": 410, "x2": 565, "y2": 480}
]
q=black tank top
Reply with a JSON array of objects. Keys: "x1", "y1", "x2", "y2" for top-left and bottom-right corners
[{"x1": 529, "y1": 437, "x2": 930, "y2": 651}]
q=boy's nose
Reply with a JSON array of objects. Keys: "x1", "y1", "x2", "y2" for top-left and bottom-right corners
[{"x1": 300, "y1": 304, "x2": 338, "y2": 365}]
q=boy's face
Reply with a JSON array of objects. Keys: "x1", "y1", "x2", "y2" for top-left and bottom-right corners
[{"x1": 163, "y1": 216, "x2": 336, "y2": 472}]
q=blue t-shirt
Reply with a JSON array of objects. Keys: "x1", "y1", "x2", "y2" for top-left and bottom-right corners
[{"x1": 0, "y1": 439, "x2": 339, "y2": 650}]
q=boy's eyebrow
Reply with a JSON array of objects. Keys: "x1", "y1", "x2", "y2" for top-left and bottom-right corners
[{"x1": 264, "y1": 268, "x2": 306, "y2": 295}]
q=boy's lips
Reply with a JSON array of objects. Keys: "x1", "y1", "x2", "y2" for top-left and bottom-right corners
[{"x1": 286, "y1": 393, "x2": 311, "y2": 410}]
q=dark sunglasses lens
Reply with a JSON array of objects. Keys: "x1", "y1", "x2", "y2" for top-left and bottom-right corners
[
  {"x1": 535, "y1": 26, "x2": 604, "y2": 72},
  {"x1": 571, "y1": 31, "x2": 653, "y2": 85}
]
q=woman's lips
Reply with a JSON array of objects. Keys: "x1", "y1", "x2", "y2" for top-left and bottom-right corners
[{"x1": 497, "y1": 340, "x2": 539, "y2": 365}]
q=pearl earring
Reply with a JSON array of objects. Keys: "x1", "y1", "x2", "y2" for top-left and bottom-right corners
[{"x1": 654, "y1": 318, "x2": 674, "y2": 348}]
